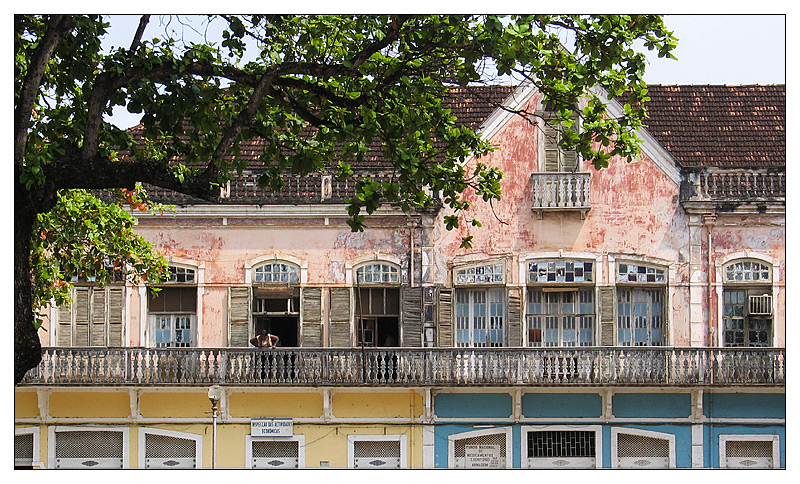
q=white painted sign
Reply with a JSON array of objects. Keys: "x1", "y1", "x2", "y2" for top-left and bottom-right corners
[
  {"x1": 251, "y1": 418, "x2": 293, "y2": 437},
  {"x1": 464, "y1": 444, "x2": 502, "y2": 468}
]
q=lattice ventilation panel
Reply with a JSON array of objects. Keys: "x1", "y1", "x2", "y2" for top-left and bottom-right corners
[
  {"x1": 253, "y1": 440, "x2": 299, "y2": 458},
  {"x1": 353, "y1": 440, "x2": 401, "y2": 468},
  {"x1": 454, "y1": 433, "x2": 506, "y2": 458},
  {"x1": 146, "y1": 433, "x2": 196, "y2": 458},
  {"x1": 55, "y1": 430, "x2": 123, "y2": 458},
  {"x1": 617, "y1": 433, "x2": 669, "y2": 458},
  {"x1": 726, "y1": 440, "x2": 773, "y2": 458},
  {"x1": 15, "y1": 433, "x2": 34, "y2": 461}
]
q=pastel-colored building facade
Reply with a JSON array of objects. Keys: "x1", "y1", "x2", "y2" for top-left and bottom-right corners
[{"x1": 16, "y1": 84, "x2": 784, "y2": 469}]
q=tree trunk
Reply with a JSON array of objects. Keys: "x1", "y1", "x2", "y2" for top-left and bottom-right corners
[{"x1": 14, "y1": 178, "x2": 42, "y2": 385}]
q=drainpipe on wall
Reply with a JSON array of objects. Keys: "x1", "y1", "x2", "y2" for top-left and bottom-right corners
[{"x1": 705, "y1": 215, "x2": 716, "y2": 346}]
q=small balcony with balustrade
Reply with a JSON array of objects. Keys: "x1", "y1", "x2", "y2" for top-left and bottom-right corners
[
  {"x1": 531, "y1": 172, "x2": 591, "y2": 219},
  {"x1": 681, "y1": 168, "x2": 785, "y2": 214}
]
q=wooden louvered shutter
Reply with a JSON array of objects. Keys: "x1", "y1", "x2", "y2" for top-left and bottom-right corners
[
  {"x1": 301, "y1": 288, "x2": 322, "y2": 347},
  {"x1": 56, "y1": 296, "x2": 74, "y2": 346},
  {"x1": 401, "y1": 287, "x2": 423, "y2": 347},
  {"x1": 90, "y1": 288, "x2": 107, "y2": 346},
  {"x1": 542, "y1": 122, "x2": 561, "y2": 172},
  {"x1": 507, "y1": 287, "x2": 523, "y2": 347},
  {"x1": 229, "y1": 287, "x2": 252, "y2": 347},
  {"x1": 329, "y1": 288, "x2": 352, "y2": 347},
  {"x1": 598, "y1": 286, "x2": 615, "y2": 346},
  {"x1": 107, "y1": 287, "x2": 124, "y2": 346},
  {"x1": 73, "y1": 287, "x2": 91, "y2": 346},
  {"x1": 437, "y1": 288, "x2": 453, "y2": 347}
]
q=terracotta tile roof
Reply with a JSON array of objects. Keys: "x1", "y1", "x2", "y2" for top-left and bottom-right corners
[{"x1": 643, "y1": 85, "x2": 785, "y2": 168}]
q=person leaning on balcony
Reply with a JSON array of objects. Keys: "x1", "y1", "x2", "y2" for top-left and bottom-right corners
[{"x1": 250, "y1": 330, "x2": 279, "y2": 349}]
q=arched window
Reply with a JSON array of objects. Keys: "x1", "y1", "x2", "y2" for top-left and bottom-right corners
[
  {"x1": 722, "y1": 259, "x2": 773, "y2": 347},
  {"x1": 254, "y1": 261, "x2": 300, "y2": 283},
  {"x1": 616, "y1": 262, "x2": 667, "y2": 346},
  {"x1": 356, "y1": 262, "x2": 399, "y2": 284},
  {"x1": 355, "y1": 262, "x2": 400, "y2": 347},
  {"x1": 148, "y1": 264, "x2": 197, "y2": 348}
]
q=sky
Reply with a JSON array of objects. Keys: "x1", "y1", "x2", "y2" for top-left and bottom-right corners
[{"x1": 99, "y1": 14, "x2": 786, "y2": 129}]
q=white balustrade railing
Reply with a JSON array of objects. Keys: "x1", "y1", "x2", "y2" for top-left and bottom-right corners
[
  {"x1": 686, "y1": 169, "x2": 785, "y2": 201},
  {"x1": 20, "y1": 347, "x2": 784, "y2": 387},
  {"x1": 531, "y1": 173, "x2": 591, "y2": 212}
]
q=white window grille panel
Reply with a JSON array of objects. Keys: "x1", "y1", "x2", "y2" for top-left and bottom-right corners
[
  {"x1": 356, "y1": 263, "x2": 399, "y2": 284},
  {"x1": 144, "y1": 433, "x2": 197, "y2": 469},
  {"x1": 455, "y1": 262, "x2": 505, "y2": 285},
  {"x1": 453, "y1": 433, "x2": 506, "y2": 468},
  {"x1": 15, "y1": 432, "x2": 34, "y2": 467},
  {"x1": 352, "y1": 440, "x2": 401, "y2": 469},
  {"x1": 724, "y1": 440, "x2": 775, "y2": 469},
  {"x1": 725, "y1": 260, "x2": 771, "y2": 283},
  {"x1": 456, "y1": 289, "x2": 504, "y2": 347},
  {"x1": 255, "y1": 262, "x2": 299, "y2": 283},
  {"x1": 528, "y1": 260, "x2": 593, "y2": 283},
  {"x1": 749, "y1": 294, "x2": 773, "y2": 315},
  {"x1": 616, "y1": 433, "x2": 670, "y2": 469},
  {"x1": 55, "y1": 430, "x2": 124, "y2": 469},
  {"x1": 252, "y1": 440, "x2": 299, "y2": 469},
  {"x1": 527, "y1": 289, "x2": 594, "y2": 346},
  {"x1": 526, "y1": 430, "x2": 597, "y2": 468}
]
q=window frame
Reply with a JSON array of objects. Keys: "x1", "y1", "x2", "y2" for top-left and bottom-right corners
[
  {"x1": 148, "y1": 263, "x2": 199, "y2": 348},
  {"x1": 520, "y1": 424, "x2": 603, "y2": 469},
  {"x1": 455, "y1": 287, "x2": 506, "y2": 347},
  {"x1": 253, "y1": 260, "x2": 301, "y2": 284},
  {"x1": 525, "y1": 258, "x2": 596, "y2": 347},
  {"x1": 15, "y1": 427, "x2": 41, "y2": 469},
  {"x1": 246, "y1": 435, "x2": 306, "y2": 469},
  {"x1": 615, "y1": 261, "x2": 668, "y2": 347},
  {"x1": 138, "y1": 427, "x2": 202, "y2": 469},
  {"x1": 721, "y1": 259, "x2": 774, "y2": 348},
  {"x1": 718, "y1": 434, "x2": 780, "y2": 469},
  {"x1": 347, "y1": 434, "x2": 407, "y2": 469},
  {"x1": 538, "y1": 104, "x2": 582, "y2": 173},
  {"x1": 48, "y1": 425, "x2": 130, "y2": 469},
  {"x1": 610, "y1": 427, "x2": 676, "y2": 469},
  {"x1": 355, "y1": 261, "x2": 401, "y2": 285},
  {"x1": 447, "y1": 427, "x2": 513, "y2": 469}
]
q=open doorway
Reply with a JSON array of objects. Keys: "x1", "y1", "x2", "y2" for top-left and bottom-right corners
[{"x1": 253, "y1": 287, "x2": 300, "y2": 347}]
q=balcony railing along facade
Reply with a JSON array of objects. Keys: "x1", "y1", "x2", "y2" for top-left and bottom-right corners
[
  {"x1": 683, "y1": 169, "x2": 785, "y2": 202},
  {"x1": 531, "y1": 172, "x2": 591, "y2": 218},
  {"x1": 21, "y1": 347, "x2": 784, "y2": 387}
]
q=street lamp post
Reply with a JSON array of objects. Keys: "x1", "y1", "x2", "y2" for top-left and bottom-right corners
[{"x1": 208, "y1": 385, "x2": 222, "y2": 469}]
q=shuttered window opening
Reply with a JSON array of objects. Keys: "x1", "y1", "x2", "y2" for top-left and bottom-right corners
[
  {"x1": 453, "y1": 433, "x2": 506, "y2": 469},
  {"x1": 352, "y1": 440, "x2": 402, "y2": 469},
  {"x1": 54, "y1": 430, "x2": 125, "y2": 469},
  {"x1": 616, "y1": 432, "x2": 670, "y2": 469},
  {"x1": 527, "y1": 289, "x2": 594, "y2": 347},
  {"x1": 540, "y1": 109, "x2": 580, "y2": 173},
  {"x1": 149, "y1": 286, "x2": 197, "y2": 348},
  {"x1": 526, "y1": 430, "x2": 597, "y2": 468},
  {"x1": 252, "y1": 440, "x2": 300, "y2": 469},
  {"x1": 144, "y1": 432, "x2": 197, "y2": 469},
  {"x1": 56, "y1": 286, "x2": 124, "y2": 347},
  {"x1": 723, "y1": 288, "x2": 773, "y2": 347},
  {"x1": 356, "y1": 287, "x2": 399, "y2": 347},
  {"x1": 724, "y1": 439, "x2": 775, "y2": 469},
  {"x1": 455, "y1": 288, "x2": 504, "y2": 347},
  {"x1": 616, "y1": 288, "x2": 665, "y2": 346},
  {"x1": 15, "y1": 432, "x2": 34, "y2": 468}
]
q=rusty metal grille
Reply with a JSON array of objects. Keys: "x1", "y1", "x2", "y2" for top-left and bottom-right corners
[
  {"x1": 253, "y1": 440, "x2": 298, "y2": 458},
  {"x1": 726, "y1": 440, "x2": 773, "y2": 458},
  {"x1": 353, "y1": 440, "x2": 400, "y2": 458},
  {"x1": 145, "y1": 433, "x2": 196, "y2": 458},
  {"x1": 454, "y1": 433, "x2": 506, "y2": 458},
  {"x1": 527, "y1": 430, "x2": 595, "y2": 458},
  {"x1": 617, "y1": 433, "x2": 669, "y2": 458},
  {"x1": 55, "y1": 430, "x2": 123, "y2": 458},
  {"x1": 15, "y1": 433, "x2": 34, "y2": 460}
]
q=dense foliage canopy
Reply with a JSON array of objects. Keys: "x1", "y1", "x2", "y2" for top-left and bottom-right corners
[{"x1": 14, "y1": 14, "x2": 676, "y2": 383}]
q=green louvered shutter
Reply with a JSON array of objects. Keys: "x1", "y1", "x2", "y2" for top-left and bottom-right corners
[
  {"x1": 107, "y1": 287, "x2": 124, "y2": 346},
  {"x1": 437, "y1": 288, "x2": 453, "y2": 347},
  {"x1": 401, "y1": 287, "x2": 423, "y2": 347},
  {"x1": 73, "y1": 287, "x2": 91, "y2": 346},
  {"x1": 301, "y1": 288, "x2": 322, "y2": 347},
  {"x1": 329, "y1": 288, "x2": 352, "y2": 347},
  {"x1": 229, "y1": 287, "x2": 252, "y2": 347},
  {"x1": 598, "y1": 286, "x2": 615, "y2": 346},
  {"x1": 507, "y1": 287, "x2": 523, "y2": 347}
]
